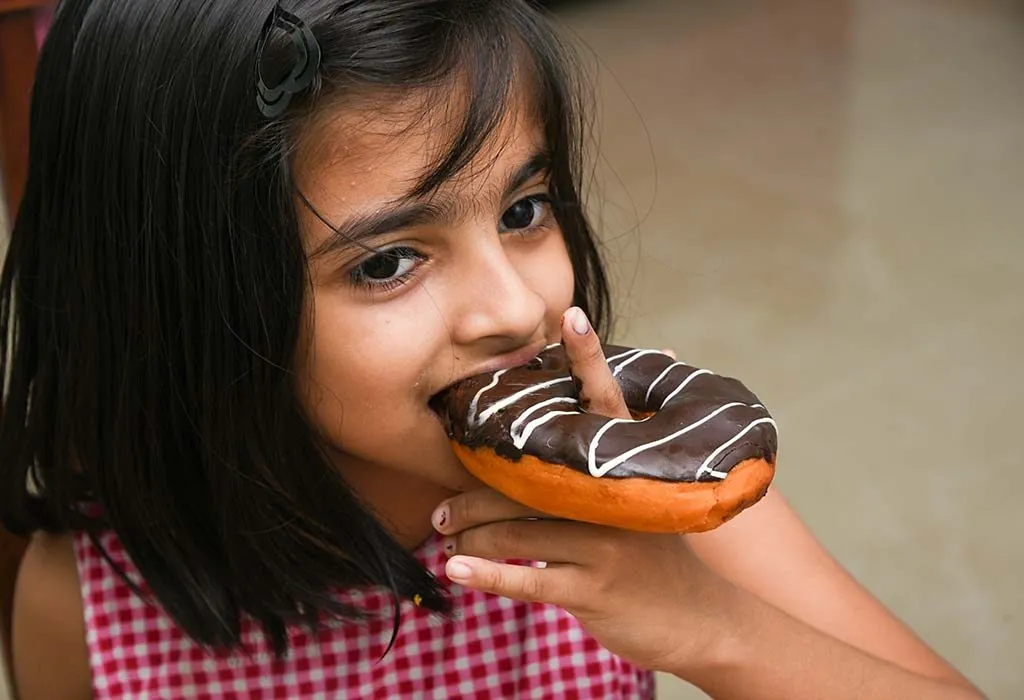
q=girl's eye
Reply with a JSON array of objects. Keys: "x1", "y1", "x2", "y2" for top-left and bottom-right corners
[
  {"x1": 349, "y1": 246, "x2": 425, "y2": 291},
  {"x1": 499, "y1": 194, "x2": 553, "y2": 233}
]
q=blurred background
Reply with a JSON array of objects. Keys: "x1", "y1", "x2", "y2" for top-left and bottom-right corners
[
  {"x1": 1, "y1": 0, "x2": 1022, "y2": 698},
  {"x1": 546, "y1": 0, "x2": 1024, "y2": 698}
]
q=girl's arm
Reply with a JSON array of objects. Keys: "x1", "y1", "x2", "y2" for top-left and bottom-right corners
[
  {"x1": 441, "y1": 485, "x2": 987, "y2": 700},
  {"x1": 680, "y1": 488, "x2": 985, "y2": 698},
  {"x1": 689, "y1": 488, "x2": 974, "y2": 684},
  {"x1": 11, "y1": 533, "x2": 93, "y2": 700},
  {"x1": 434, "y1": 312, "x2": 986, "y2": 699}
]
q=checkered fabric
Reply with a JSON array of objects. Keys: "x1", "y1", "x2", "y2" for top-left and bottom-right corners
[{"x1": 73, "y1": 530, "x2": 656, "y2": 699}]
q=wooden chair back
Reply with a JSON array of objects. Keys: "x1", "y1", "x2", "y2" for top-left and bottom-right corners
[{"x1": 0, "y1": 0, "x2": 53, "y2": 220}]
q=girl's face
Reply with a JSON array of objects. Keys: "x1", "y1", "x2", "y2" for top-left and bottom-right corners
[{"x1": 293, "y1": 97, "x2": 575, "y2": 540}]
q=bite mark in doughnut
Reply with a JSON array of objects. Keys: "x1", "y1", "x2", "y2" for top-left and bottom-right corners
[{"x1": 433, "y1": 344, "x2": 779, "y2": 533}]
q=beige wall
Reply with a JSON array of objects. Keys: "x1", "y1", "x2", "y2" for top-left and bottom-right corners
[{"x1": 556, "y1": 0, "x2": 1023, "y2": 697}]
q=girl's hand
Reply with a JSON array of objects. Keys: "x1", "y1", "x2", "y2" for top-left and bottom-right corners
[
  {"x1": 431, "y1": 308, "x2": 733, "y2": 673},
  {"x1": 435, "y1": 310, "x2": 988, "y2": 698}
]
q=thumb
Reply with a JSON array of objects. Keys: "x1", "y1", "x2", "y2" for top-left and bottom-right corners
[{"x1": 561, "y1": 307, "x2": 631, "y2": 420}]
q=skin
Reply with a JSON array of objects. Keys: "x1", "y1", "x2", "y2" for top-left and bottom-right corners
[
  {"x1": 434, "y1": 317, "x2": 988, "y2": 699},
  {"x1": 291, "y1": 96, "x2": 574, "y2": 545},
  {"x1": 10, "y1": 98, "x2": 986, "y2": 699}
]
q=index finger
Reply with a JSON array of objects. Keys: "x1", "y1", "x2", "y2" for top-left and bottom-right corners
[{"x1": 561, "y1": 307, "x2": 631, "y2": 420}]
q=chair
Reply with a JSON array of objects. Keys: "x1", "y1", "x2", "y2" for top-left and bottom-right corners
[{"x1": 0, "y1": 0, "x2": 53, "y2": 221}]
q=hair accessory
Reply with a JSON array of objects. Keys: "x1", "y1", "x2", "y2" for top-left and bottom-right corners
[{"x1": 255, "y1": 4, "x2": 322, "y2": 118}]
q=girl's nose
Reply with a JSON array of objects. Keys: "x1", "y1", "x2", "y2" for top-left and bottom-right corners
[{"x1": 448, "y1": 239, "x2": 547, "y2": 347}]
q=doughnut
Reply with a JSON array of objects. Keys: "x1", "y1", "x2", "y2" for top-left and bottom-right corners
[{"x1": 432, "y1": 344, "x2": 778, "y2": 533}]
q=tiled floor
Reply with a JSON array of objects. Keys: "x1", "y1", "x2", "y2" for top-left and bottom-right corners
[
  {"x1": 2, "y1": 0, "x2": 1022, "y2": 698},
  {"x1": 553, "y1": 0, "x2": 1024, "y2": 697}
]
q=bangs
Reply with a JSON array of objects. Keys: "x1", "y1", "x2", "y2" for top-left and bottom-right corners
[
  {"x1": 407, "y1": 34, "x2": 541, "y2": 197},
  {"x1": 292, "y1": 0, "x2": 579, "y2": 200}
]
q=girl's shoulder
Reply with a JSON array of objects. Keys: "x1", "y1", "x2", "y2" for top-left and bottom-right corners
[{"x1": 12, "y1": 531, "x2": 92, "y2": 699}]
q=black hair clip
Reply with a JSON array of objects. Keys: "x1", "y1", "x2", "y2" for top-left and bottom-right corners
[{"x1": 255, "y1": 4, "x2": 322, "y2": 118}]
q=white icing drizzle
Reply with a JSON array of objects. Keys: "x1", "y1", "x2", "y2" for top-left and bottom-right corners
[
  {"x1": 514, "y1": 409, "x2": 580, "y2": 449},
  {"x1": 644, "y1": 361, "x2": 688, "y2": 403},
  {"x1": 603, "y1": 348, "x2": 642, "y2": 364},
  {"x1": 586, "y1": 416, "x2": 639, "y2": 477},
  {"x1": 472, "y1": 376, "x2": 572, "y2": 427},
  {"x1": 509, "y1": 397, "x2": 578, "y2": 448},
  {"x1": 611, "y1": 349, "x2": 664, "y2": 377},
  {"x1": 586, "y1": 401, "x2": 767, "y2": 478},
  {"x1": 696, "y1": 416, "x2": 778, "y2": 479},
  {"x1": 466, "y1": 343, "x2": 561, "y2": 427},
  {"x1": 658, "y1": 368, "x2": 714, "y2": 409},
  {"x1": 466, "y1": 368, "x2": 509, "y2": 427},
  {"x1": 466, "y1": 347, "x2": 777, "y2": 481}
]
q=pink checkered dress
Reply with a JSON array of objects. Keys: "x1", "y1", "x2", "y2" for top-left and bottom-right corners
[{"x1": 73, "y1": 530, "x2": 656, "y2": 699}]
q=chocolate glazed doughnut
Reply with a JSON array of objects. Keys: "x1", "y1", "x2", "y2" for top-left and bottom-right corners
[{"x1": 433, "y1": 344, "x2": 779, "y2": 533}]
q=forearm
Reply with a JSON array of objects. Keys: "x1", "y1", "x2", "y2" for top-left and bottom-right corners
[{"x1": 674, "y1": 585, "x2": 986, "y2": 700}]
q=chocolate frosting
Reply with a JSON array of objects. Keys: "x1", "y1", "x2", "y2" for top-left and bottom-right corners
[{"x1": 434, "y1": 344, "x2": 779, "y2": 483}]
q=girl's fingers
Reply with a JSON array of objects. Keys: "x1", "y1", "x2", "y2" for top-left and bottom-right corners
[
  {"x1": 433, "y1": 487, "x2": 551, "y2": 535},
  {"x1": 444, "y1": 518, "x2": 611, "y2": 568},
  {"x1": 561, "y1": 307, "x2": 631, "y2": 420},
  {"x1": 660, "y1": 347, "x2": 677, "y2": 360},
  {"x1": 445, "y1": 555, "x2": 572, "y2": 607}
]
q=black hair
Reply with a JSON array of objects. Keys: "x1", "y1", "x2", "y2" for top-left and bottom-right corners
[{"x1": 0, "y1": 0, "x2": 612, "y2": 654}]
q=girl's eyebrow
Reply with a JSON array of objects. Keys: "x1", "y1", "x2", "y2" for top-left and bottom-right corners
[
  {"x1": 502, "y1": 150, "x2": 552, "y2": 198},
  {"x1": 305, "y1": 197, "x2": 450, "y2": 261},
  {"x1": 305, "y1": 149, "x2": 552, "y2": 261}
]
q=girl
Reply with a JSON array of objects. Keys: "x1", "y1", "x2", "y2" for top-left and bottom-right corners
[{"x1": 0, "y1": 0, "x2": 984, "y2": 698}]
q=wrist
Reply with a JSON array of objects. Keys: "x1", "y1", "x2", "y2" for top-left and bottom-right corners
[{"x1": 663, "y1": 571, "x2": 752, "y2": 682}]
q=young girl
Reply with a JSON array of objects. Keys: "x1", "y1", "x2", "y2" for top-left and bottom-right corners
[{"x1": 0, "y1": 1, "x2": 985, "y2": 698}]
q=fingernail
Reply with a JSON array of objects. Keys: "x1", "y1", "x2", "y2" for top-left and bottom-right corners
[
  {"x1": 432, "y1": 506, "x2": 448, "y2": 532},
  {"x1": 569, "y1": 307, "x2": 590, "y2": 335},
  {"x1": 447, "y1": 559, "x2": 472, "y2": 581},
  {"x1": 443, "y1": 537, "x2": 455, "y2": 556}
]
